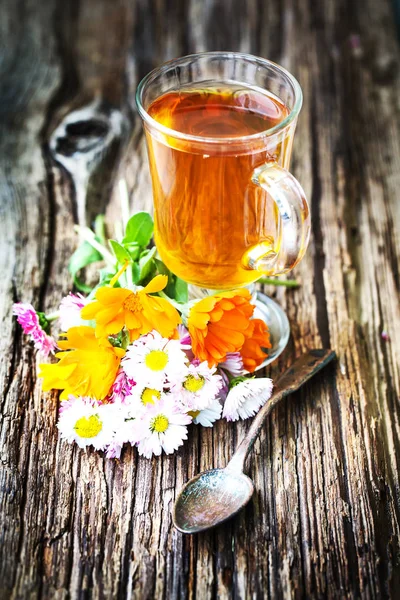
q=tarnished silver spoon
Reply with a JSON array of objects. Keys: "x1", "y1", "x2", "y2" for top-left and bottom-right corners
[{"x1": 173, "y1": 349, "x2": 336, "y2": 534}]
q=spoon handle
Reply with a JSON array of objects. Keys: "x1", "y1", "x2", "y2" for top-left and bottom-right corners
[{"x1": 226, "y1": 349, "x2": 336, "y2": 473}]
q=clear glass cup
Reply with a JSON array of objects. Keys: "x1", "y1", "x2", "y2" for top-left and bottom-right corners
[{"x1": 136, "y1": 52, "x2": 310, "y2": 366}]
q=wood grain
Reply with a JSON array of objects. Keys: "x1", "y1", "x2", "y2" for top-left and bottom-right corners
[{"x1": 0, "y1": 0, "x2": 399, "y2": 598}]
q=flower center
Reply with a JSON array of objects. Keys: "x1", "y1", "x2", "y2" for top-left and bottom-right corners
[
  {"x1": 74, "y1": 415, "x2": 102, "y2": 438},
  {"x1": 141, "y1": 388, "x2": 161, "y2": 405},
  {"x1": 183, "y1": 374, "x2": 205, "y2": 393},
  {"x1": 145, "y1": 350, "x2": 168, "y2": 371},
  {"x1": 188, "y1": 410, "x2": 200, "y2": 419},
  {"x1": 123, "y1": 293, "x2": 143, "y2": 313},
  {"x1": 151, "y1": 414, "x2": 169, "y2": 433}
]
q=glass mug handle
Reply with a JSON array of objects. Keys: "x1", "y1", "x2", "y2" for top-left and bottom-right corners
[{"x1": 243, "y1": 162, "x2": 311, "y2": 275}]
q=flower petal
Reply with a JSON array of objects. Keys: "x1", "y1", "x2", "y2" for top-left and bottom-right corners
[
  {"x1": 96, "y1": 287, "x2": 132, "y2": 303},
  {"x1": 142, "y1": 274, "x2": 168, "y2": 294}
]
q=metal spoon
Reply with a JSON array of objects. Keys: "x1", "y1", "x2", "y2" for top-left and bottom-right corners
[{"x1": 173, "y1": 349, "x2": 336, "y2": 534}]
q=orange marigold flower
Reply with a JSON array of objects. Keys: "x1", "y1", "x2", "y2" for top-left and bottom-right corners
[
  {"x1": 81, "y1": 274, "x2": 181, "y2": 341},
  {"x1": 187, "y1": 289, "x2": 255, "y2": 367},
  {"x1": 39, "y1": 326, "x2": 125, "y2": 400},
  {"x1": 240, "y1": 318, "x2": 271, "y2": 373}
]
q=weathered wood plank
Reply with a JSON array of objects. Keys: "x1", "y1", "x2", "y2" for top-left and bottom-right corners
[{"x1": 0, "y1": 0, "x2": 399, "y2": 598}]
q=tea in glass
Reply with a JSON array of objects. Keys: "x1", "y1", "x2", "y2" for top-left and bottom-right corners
[{"x1": 146, "y1": 83, "x2": 292, "y2": 288}]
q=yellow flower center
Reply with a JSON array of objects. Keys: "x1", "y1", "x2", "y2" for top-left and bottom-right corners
[
  {"x1": 141, "y1": 388, "x2": 161, "y2": 405},
  {"x1": 188, "y1": 410, "x2": 200, "y2": 419},
  {"x1": 151, "y1": 414, "x2": 169, "y2": 433},
  {"x1": 183, "y1": 374, "x2": 205, "y2": 393},
  {"x1": 74, "y1": 415, "x2": 102, "y2": 438},
  {"x1": 123, "y1": 293, "x2": 143, "y2": 313},
  {"x1": 145, "y1": 350, "x2": 168, "y2": 371}
]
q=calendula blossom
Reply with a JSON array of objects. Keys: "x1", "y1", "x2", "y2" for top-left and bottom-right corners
[
  {"x1": 39, "y1": 326, "x2": 125, "y2": 400},
  {"x1": 240, "y1": 319, "x2": 271, "y2": 372},
  {"x1": 187, "y1": 289, "x2": 255, "y2": 367},
  {"x1": 81, "y1": 274, "x2": 181, "y2": 341}
]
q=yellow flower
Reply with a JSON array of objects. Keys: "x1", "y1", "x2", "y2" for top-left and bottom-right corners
[
  {"x1": 187, "y1": 289, "x2": 254, "y2": 367},
  {"x1": 39, "y1": 326, "x2": 125, "y2": 400},
  {"x1": 81, "y1": 274, "x2": 181, "y2": 341}
]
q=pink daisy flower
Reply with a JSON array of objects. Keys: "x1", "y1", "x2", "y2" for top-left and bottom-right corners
[
  {"x1": 13, "y1": 302, "x2": 56, "y2": 357},
  {"x1": 59, "y1": 293, "x2": 87, "y2": 331},
  {"x1": 177, "y1": 324, "x2": 191, "y2": 347},
  {"x1": 219, "y1": 352, "x2": 244, "y2": 376},
  {"x1": 13, "y1": 303, "x2": 40, "y2": 335},
  {"x1": 108, "y1": 369, "x2": 136, "y2": 404}
]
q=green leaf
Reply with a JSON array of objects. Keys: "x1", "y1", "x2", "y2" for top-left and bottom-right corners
[
  {"x1": 124, "y1": 242, "x2": 140, "y2": 261},
  {"x1": 109, "y1": 240, "x2": 132, "y2": 263},
  {"x1": 138, "y1": 247, "x2": 157, "y2": 282},
  {"x1": 122, "y1": 212, "x2": 153, "y2": 247},
  {"x1": 154, "y1": 258, "x2": 169, "y2": 275},
  {"x1": 69, "y1": 241, "x2": 103, "y2": 293},
  {"x1": 174, "y1": 277, "x2": 188, "y2": 303},
  {"x1": 131, "y1": 262, "x2": 140, "y2": 284},
  {"x1": 164, "y1": 274, "x2": 178, "y2": 299}
]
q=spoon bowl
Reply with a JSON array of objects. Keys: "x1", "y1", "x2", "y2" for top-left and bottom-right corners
[{"x1": 173, "y1": 468, "x2": 254, "y2": 533}]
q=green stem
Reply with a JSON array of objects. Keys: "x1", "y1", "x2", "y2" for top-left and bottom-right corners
[
  {"x1": 118, "y1": 179, "x2": 130, "y2": 232},
  {"x1": 74, "y1": 225, "x2": 115, "y2": 267},
  {"x1": 126, "y1": 263, "x2": 134, "y2": 288},
  {"x1": 258, "y1": 277, "x2": 300, "y2": 288},
  {"x1": 94, "y1": 215, "x2": 107, "y2": 245},
  {"x1": 45, "y1": 311, "x2": 60, "y2": 321}
]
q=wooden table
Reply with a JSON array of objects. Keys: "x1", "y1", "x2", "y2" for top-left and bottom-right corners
[{"x1": 1, "y1": 1, "x2": 399, "y2": 598}]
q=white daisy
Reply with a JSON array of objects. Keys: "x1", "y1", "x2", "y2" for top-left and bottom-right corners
[
  {"x1": 134, "y1": 396, "x2": 192, "y2": 458},
  {"x1": 169, "y1": 361, "x2": 223, "y2": 411},
  {"x1": 105, "y1": 417, "x2": 139, "y2": 458},
  {"x1": 222, "y1": 378, "x2": 274, "y2": 421},
  {"x1": 122, "y1": 330, "x2": 188, "y2": 387},
  {"x1": 57, "y1": 396, "x2": 126, "y2": 450},
  {"x1": 190, "y1": 398, "x2": 222, "y2": 427},
  {"x1": 124, "y1": 382, "x2": 164, "y2": 417}
]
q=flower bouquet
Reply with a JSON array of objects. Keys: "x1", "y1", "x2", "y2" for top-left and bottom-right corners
[{"x1": 13, "y1": 207, "x2": 273, "y2": 459}]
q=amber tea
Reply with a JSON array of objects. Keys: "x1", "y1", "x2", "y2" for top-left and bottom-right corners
[{"x1": 145, "y1": 83, "x2": 292, "y2": 289}]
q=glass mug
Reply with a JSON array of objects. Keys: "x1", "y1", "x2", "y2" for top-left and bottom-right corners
[{"x1": 136, "y1": 52, "x2": 310, "y2": 363}]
